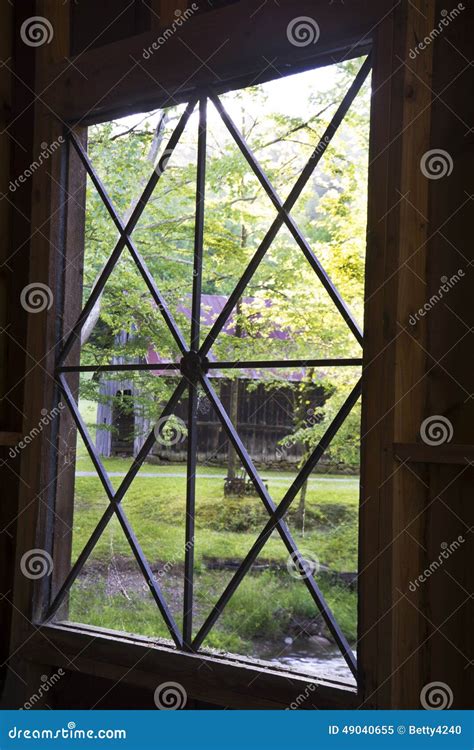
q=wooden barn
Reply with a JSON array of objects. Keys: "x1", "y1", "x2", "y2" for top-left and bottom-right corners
[{"x1": 96, "y1": 295, "x2": 325, "y2": 465}]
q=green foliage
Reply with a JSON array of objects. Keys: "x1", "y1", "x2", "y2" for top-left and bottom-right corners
[{"x1": 80, "y1": 59, "x2": 370, "y2": 452}]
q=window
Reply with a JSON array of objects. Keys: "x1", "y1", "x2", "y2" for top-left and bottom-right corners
[{"x1": 48, "y1": 55, "x2": 371, "y2": 691}]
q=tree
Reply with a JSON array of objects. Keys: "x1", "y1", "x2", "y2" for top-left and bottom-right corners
[{"x1": 79, "y1": 57, "x2": 370, "y2": 470}]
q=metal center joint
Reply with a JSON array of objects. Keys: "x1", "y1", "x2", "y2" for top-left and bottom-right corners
[{"x1": 179, "y1": 351, "x2": 209, "y2": 382}]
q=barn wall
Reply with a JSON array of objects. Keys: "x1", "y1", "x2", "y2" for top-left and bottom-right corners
[{"x1": 0, "y1": 0, "x2": 36, "y2": 695}]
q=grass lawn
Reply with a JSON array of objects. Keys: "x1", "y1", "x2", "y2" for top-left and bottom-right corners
[
  {"x1": 72, "y1": 464, "x2": 358, "y2": 570},
  {"x1": 64, "y1": 402, "x2": 360, "y2": 667}
]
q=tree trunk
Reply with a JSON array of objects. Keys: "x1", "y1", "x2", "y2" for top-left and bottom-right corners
[
  {"x1": 295, "y1": 475, "x2": 308, "y2": 536},
  {"x1": 294, "y1": 367, "x2": 315, "y2": 533},
  {"x1": 226, "y1": 224, "x2": 246, "y2": 480},
  {"x1": 226, "y1": 378, "x2": 239, "y2": 480}
]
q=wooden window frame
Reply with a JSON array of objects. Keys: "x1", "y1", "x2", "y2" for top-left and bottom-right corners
[{"x1": 9, "y1": 0, "x2": 437, "y2": 709}]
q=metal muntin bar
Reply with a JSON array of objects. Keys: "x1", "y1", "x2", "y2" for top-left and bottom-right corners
[
  {"x1": 207, "y1": 358, "x2": 363, "y2": 369},
  {"x1": 183, "y1": 98, "x2": 207, "y2": 646},
  {"x1": 201, "y1": 374, "x2": 282, "y2": 503},
  {"x1": 210, "y1": 93, "x2": 364, "y2": 346},
  {"x1": 183, "y1": 384, "x2": 198, "y2": 647},
  {"x1": 113, "y1": 378, "x2": 188, "y2": 504},
  {"x1": 46, "y1": 506, "x2": 114, "y2": 622},
  {"x1": 47, "y1": 378, "x2": 186, "y2": 647},
  {"x1": 124, "y1": 241, "x2": 188, "y2": 354},
  {"x1": 57, "y1": 358, "x2": 363, "y2": 375},
  {"x1": 196, "y1": 374, "x2": 358, "y2": 677},
  {"x1": 112, "y1": 499, "x2": 183, "y2": 648},
  {"x1": 68, "y1": 131, "x2": 189, "y2": 356},
  {"x1": 200, "y1": 56, "x2": 372, "y2": 357},
  {"x1": 47, "y1": 378, "x2": 185, "y2": 618},
  {"x1": 192, "y1": 378, "x2": 362, "y2": 677},
  {"x1": 58, "y1": 100, "x2": 196, "y2": 366},
  {"x1": 59, "y1": 376, "x2": 183, "y2": 647},
  {"x1": 58, "y1": 373, "x2": 115, "y2": 501},
  {"x1": 284, "y1": 55, "x2": 372, "y2": 209},
  {"x1": 57, "y1": 363, "x2": 182, "y2": 374},
  {"x1": 189, "y1": 97, "x2": 207, "y2": 352}
]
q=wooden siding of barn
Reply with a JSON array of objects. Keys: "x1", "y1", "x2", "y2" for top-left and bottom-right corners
[
  {"x1": 154, "y1": 380, "x2": 326, "y2": 466},
  {"x1": 96, "y1": 331, "x2": 150, "y2": 457}
]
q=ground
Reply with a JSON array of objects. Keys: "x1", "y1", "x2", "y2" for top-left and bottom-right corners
[{"x1": 61, "y1": 404, "x2": 359, "y2": 677}]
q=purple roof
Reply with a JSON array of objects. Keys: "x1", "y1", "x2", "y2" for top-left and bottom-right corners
[{"x1": 146, "y1": 294, "x2": 305, "y2": 382}]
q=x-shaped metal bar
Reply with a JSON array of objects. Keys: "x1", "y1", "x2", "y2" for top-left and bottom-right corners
[
  {"x1": 51, "y1": 58, "x2": 371, "y2": 678},
  {"x1": 183, "y1": 98, "x2": 208, "y2": 647},
  {"x1": 47, "y1": 377, "x2": 187, "y2": 626},
  {"x1": 57, "y1": 99, "x2": 198, "y2": 367},
  {"x1": 198, "y1": 54, "x2": 372, "y2": 359},
  {"x1": 49, "y1": 374, "x2": 185, "y2": 648},
  {"x1": 194, "y1": 373, "x2": 361, "y2": 677}
]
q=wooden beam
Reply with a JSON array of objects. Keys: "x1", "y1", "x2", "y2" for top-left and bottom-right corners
[
  {"x1": 0, "y1": 2, "x2": 12, "y2": 426},
  {"x1": 0, "y1": 432, "x2": 23, "y2": 447},
  {"x1": 149, "y1": 0, "x2": 161, "y2": 30},
  {"x1": 359, "y1": 0, "x2": 436, "y2": 709},
  {"x1": 19, "y1": 623, "x2": 358, "y2": 710},
  {"x1": 42, "y1": 0, "x2": 385, "y2": 124},
  {"x1": 42, "y1": 0, "x2": 71, "y2": 63},
  {"x1": 4, "y1": 0, "x2": 73, "y2": 705},
  {"x1": 394, "y1": 443, "x2": 474, "y2": 466}
]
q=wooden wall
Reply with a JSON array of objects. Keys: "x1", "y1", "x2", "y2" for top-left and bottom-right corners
[
  {"x1": 0, "y1": 0, "x2": 36, "y2": 695},
  {"x1": 359, "y1": 0, "x2": 473, "y2": 708}
]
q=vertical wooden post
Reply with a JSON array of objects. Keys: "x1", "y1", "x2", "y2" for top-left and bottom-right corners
[
  {"x1": 360, "y1": 0, "x2": 437, "y2": 708},
  {"x1": 6, "y1": 0, "x2": 78, "y2": 705},
  {"x1": 42, "y1": 0, "x2": 71, "y2": 64},
  {"x1": 0, "y1": 1, "x2": 12, "y2": 427}
]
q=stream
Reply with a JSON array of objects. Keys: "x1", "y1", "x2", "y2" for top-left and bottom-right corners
[{"x1": 254, "y1": 639, "x2": 356, "y2": 684}]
